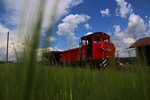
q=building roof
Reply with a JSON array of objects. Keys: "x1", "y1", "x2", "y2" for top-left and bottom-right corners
[{"x1": 129, "y1": 37, "x2": 150, "y2": 48}]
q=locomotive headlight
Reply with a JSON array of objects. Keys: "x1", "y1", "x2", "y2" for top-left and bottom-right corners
[{"x1": 102, "y1": 47, "x2": 104, "y2": 50}]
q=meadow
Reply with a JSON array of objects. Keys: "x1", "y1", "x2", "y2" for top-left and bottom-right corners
[{"x1": 0, "y1": 63, "x2": 150, "y2": 100}]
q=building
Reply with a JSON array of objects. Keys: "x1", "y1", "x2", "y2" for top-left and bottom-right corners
[{"x1": 129, "y1": 37, "x2": 150, "y2": 66}]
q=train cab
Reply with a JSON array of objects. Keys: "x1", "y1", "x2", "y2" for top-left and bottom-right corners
[{"x1": 80, "y1": 32, "x2": 115, "y2": 60}]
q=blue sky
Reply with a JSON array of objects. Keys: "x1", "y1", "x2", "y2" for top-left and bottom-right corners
[
  {"x1": 0, "y1": 0, "x2": 150, "y2": 61},
  {"x1": 49, "y1": 0, "x2": 150, "y2": 55}
]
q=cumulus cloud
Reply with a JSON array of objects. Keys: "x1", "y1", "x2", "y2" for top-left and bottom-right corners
[
  {"x1": 0, "y1": 24, "x2": 10, "y2": 50},
  {"x1": 37, "y1": 47, "x2": 54, "y2": 54},
  {"x1": 2, "y1": 0, "x2": 83, "y2": 28},
  {"x1": 84, "y1": 23, "x2": 92, "y2": 29},
  {"x1": 0, "y1": 24, "x2": 9, "y2": 33},
  {"x1": 123, "y1": 37, "x2": 136, "y2": 44},
  {"x1": 113, "y1": 39, "x2": 136, "y2": 57},
  {"x1": 115, "y1": 0, "x2": 133, "y2": 18},
  {"x1": 57, "y1": 14, "x2": 90, "y2": 35},
  {"x1": 148, "y1": 20, "x2": 150, "y2": 34},
  {"x1": 57, "y1": 14, "x2": 90, "y2": 47},
  {"x1": 36, "y1": 47, "x2": 63, "y2": 61},
  {"x1": 3, "y1": 0, "x2": 23, "y2": 26},
  {"x1": 113, "y1": 0, "x2": 149, "y2": 57},
  {"x1": 100, "y1": 8, "x2": 110, "y2": 17},
  {"x1": 112, "y1": 12, "x2": 148, "y2": 57},
  {"x1": 113, "y1": 25, "x2": 129, "y2": 57},
  {"x1": 0, "y1": 0, "x2": 84, "y2": 61},
  {"x1": 42, "y1": 0, "x2": 84, "y2": 28},
  {"x1": 1, "y1": 0, "x2": 84, "y2": 43},
  {"x1": 36, "y1": 47, "x2": 54, "y2": 61},
  {"x1": 0, "y1": 24, "x2": 8, "y2": 61},
  {"x1": 125, "y1": 13, "x2": 146, "y2": 37},
  {"x1": 148, "y1": 20, "x2": 150, "y2": 27},
  {"x1": 0, "y1": 25, "x2": 25, "y2": 61},
  {"x1": 46, "y1": 36, "x2": 56, "y2": 42},
  {"x1": 113, "y1": 27, "x2": 136, "y2": 57},
  {"x1": 57, "y1": 0, "x2": 83, "y2": 18},
  {"x1": 114, "y1": 25, "x2": 124, "y2": 38},
  {"x1": 113, "y1": 40, "x2": 127, "y2": 57}
]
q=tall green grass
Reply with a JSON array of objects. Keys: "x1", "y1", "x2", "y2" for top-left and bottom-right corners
[
  {"x1": 0, "y1": 0, "x2": 150, "y2": 100},
  {"x1": 0, "y1": 64, "x2": 150, "y2": 100}
]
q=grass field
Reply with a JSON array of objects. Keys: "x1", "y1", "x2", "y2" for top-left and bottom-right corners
[
  {"x1": 1, "y1": 1, "x2": 150, "y2": 100},
  {"x1": 0, "y1": 63, "x2": 150, "y2": 100}
]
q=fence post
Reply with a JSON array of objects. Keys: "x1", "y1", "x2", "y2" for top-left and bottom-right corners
[{"x1": 6, "y1": 31, "x2": 9, "y2": 62}]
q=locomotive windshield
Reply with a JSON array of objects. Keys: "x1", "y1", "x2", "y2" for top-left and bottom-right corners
[
  {"x1": 81, "y1": 39, "x2": 87, "y2": 46},
  {"x1": 93, "y1": 36, "x2": 100, "y2": 43},
  {"x1": 81, "y1": 35, "x2": 92, "y2": 46},
  {"x1": 103, "y1": 37, "x2": 109, "y2": 42}
]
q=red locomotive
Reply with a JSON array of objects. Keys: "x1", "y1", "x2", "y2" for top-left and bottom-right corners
[{"x1": 43, "y1": 32, "x2": 116, "y2": 68}]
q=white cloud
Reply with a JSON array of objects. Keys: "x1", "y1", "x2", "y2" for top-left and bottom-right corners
[
  {"x1": 36, "y1": 46, "x2": 63, "y2": 61},
  {"x1": 1, "y1": 0, "x2": 84, "y2": 41},
  {"x1": 0, "y1": 25, "x2": 25, "y2": 61},
  {"x1": 123, "y1": 37, "x2": 136, "y2": 44},
  {"x1": 148, "y1": 20, "x2": 150, "y2": 34},
  {"x1": 57, "y1": 0, "x2": 83, "y2": 18},
  {"x1": 145, "y1": 16, "x2": 148, "y2": 19},
  {"x1": 57, "y1": 14, "x2": 90, "y2": 35},
  {"x1": 114, "y1": 25, "x2": 124, "y2": 38},
  {"x1": 57, "y1": 14, "x2": 90, "y2": 47},
  {"x1": 46, "y1": 36, "x2": 56, "y2": 42},
  {"x1": 42, "y1": 0, "x2": 83, "y2": 29},
  {"x1": 125, "y1": 13, "x2": 146, "y2": 37},
  {"x1": 0, "y1": 24, "x2": 9, "y2": 33},
  {"x1": 113, "y1": 23, "x2": 138, "y2": 57},
  {"x1": 0, "y1": 0, "x2": 84, "y2": 61},
  {"x1": 113, "y1": 13, "x2": 146, "y2": 57},
  {"x1": 113, "y1": 40, "x2": 135, "y2": 57},
  {"x1": 148, "y1": 20, "x2": 150, "y2": 27},
  {"x1": 114, "y1": 3, "x2": 147, "y2": 57},
  {"x1": 36, "y1": 47, "x2": 56, "y2": 61},
  {"x1": 100, "y1": 8, "x2": 110, "y2": 17},
  {"x1": 0, "y1": 26, "x2": 8, "y2": 61},
  {"x1": 37, "y1": 47, "x2": 54, "y2": 54},
  {"x1": 113, "y1": 40, "x2": 128, "y2": 57},
  {"x1": 84, "y1": 23, "x2": 92, "y2": 29},
  {"x1": 0, "y1": 24, "x2": 10, "y2": 48},
  {"x1": 9, "y1": 42, "x2": 25, "y2": 61},
  {"x1": 115, "y1": 0, "x2": 133, "y2": 18},
  {"x1": 2, "y1": 0, "x2": 83, "y2": 28},
  {"x1": 3, "y1": 0, "x2": 23, "y2": 26}
]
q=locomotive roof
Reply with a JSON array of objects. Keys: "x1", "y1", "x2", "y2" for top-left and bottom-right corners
[{"x1": 81, "y1": 32, "x2": 110, "y2": 39}]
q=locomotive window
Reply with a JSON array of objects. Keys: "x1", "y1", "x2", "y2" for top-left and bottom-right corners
[
  {"x1": 103, "y1": 38, "x2": 109, "y2": 42},
  {"x1": 81, "y1": 39, "x2": 87, "y2": 45},
  {"x1": 94, "y1": 36, "x2": 100, "y2": 43}
]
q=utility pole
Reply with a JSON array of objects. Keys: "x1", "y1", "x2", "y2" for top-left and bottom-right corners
[{"x1": 6, "y1": 31, "x2": 9, "y2": 62}]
